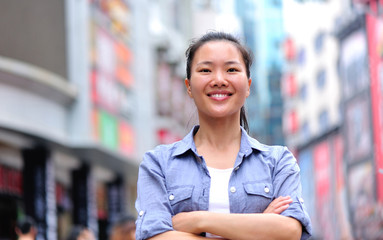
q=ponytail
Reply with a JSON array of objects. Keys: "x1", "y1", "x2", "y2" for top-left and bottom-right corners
[{"x1": 240, "y1": 106, "x2": 249, "y2": 133}]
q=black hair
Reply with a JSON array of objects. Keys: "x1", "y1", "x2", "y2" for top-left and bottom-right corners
[
  {"x1": 16, "y1": 216, "x2": 36, "y2": 234},
  {"x1": 185, "y1": 31, "x2": 253, "y2": 132}
]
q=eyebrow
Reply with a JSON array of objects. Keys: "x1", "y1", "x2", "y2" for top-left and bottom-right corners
[{"x1": 196, "y1": 60, "x2": 241, "y2": 66}]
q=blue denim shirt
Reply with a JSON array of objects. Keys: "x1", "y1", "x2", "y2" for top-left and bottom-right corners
[{"x1": 135, "y1": 126, "x2": 312, "y2": 239}]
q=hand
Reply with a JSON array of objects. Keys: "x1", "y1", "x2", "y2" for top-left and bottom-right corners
[
  {"x1": 263, "y1": 196, "x2": 292, "y2": 214},
  {"x1": 172, "y1": 211, "x2": 205, "y2": 234}
]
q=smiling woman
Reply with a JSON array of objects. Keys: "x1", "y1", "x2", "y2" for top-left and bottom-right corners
[{"x1": 135, "y1": 32, "x2": 313, "y2": 240}]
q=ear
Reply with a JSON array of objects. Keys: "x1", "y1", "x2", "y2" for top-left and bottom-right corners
[
  {"x1": 185, "y1": 78, "x2": 193, "y2": 98},
  {"x1": 246, "y1": 78, "x2": 252, "y2": 97}
]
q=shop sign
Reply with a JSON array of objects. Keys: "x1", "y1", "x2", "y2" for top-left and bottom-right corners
[
  {"x1": 367, "y1": 11, "x2": 383, "y2": 203},
  {"x1": 99, "y1": 110, "x2": 118, "y2": 150},
  {"x1": 0, "y1": 165, "x2": 22, "y2": 196}
]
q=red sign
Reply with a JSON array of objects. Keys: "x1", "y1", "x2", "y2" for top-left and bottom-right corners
[
  {"x1": 313, "y1": 141, "x2": 332, "y2": 239},
  {"x1": 0, "y1": 165, "x2": 22, "y2": 196},
  {"x1": 283, "y1": 37, "x2": 296, "y2": 61},
  {"x1": 282, "y1": 73, "x2": 297, "y2": 97},
  {"x1": 119, "y1": 121, "x2": 135, "y2": 156},
  {"x1": 366, "y1": 7, "x2": 383, "y2": 203}
]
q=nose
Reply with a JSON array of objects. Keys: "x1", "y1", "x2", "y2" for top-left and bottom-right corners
[{"x1": 211, "y1": 71, "x2": 228, "y2": 87}]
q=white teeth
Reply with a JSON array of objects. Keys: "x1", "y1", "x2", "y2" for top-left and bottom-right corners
[{"x1": 211, "y1": 94, "x2": 227, "y2": 98}]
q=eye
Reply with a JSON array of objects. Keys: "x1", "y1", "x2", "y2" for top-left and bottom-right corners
[
  {"x1": 227, "y1": 68, "x2": 239, "y2": 72},
  {"x1": 199, "y1": 68, "x2": 211, "y2": 73}
]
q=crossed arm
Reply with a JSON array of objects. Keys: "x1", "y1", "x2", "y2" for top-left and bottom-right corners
[{"x1": 147, "y1": 196, "x2": 302, "y2": 240}]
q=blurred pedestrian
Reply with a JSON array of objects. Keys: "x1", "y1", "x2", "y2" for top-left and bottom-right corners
[
  {"x1": 15, "y1": 216, "x2": 37, "y2": 240},
  {"x1": 67, "y1": 225, "x2": 96, "y2": 240},
  {"x1": 135, "y1": 31, "x2": 312, "y2": 239},
  {"x1": 109, "y1": 215, "x2": 136, "y2": 240}
]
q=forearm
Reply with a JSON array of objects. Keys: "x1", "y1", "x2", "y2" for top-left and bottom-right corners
[
  {"x1": 147, "y1": 230, "x2": 207, "y2": 240},
  {"x1": 199, "y1": 212, "x2": 302, "y2": 240}
]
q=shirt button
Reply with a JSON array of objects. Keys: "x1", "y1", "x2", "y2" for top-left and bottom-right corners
[
  {"x1": 299, "y1": 197, "x2": 304, "y2": 203},
  {"x1": 264, "y1": 187, "x2": 270, "y2": 193},
  {"x1": 230, "y1": 186, "x2": 236, "y2": 193},
  {"x1": 139, "y1": 210, "x2": 144, "y2": 216},
  {"x1": 169, "y1": 194, "x2": 175, "y2": 201}
]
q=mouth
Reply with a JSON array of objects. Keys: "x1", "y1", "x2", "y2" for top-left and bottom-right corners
[{"x1": 208, "y1": 93, "x2": 232, "y2": 97}]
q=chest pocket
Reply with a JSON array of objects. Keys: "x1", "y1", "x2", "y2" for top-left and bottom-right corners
[
  {"x1": 167, "y1": 185, "x2": 194, "y2": 214},
  {"x1": 243, "y1": 182, "x2": 273, "y2": 213}
]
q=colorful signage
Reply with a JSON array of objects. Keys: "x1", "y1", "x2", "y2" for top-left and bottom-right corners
[
  {"x1": 89, "y1": 2, "x2": 135, "y2": 157},
  {"x1": 366, "y1": 7, "x2": 383, "y2": 203}
]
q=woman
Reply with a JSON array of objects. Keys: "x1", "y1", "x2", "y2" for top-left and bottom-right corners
[{"x1": 135, "y1": 32, "x2": 312, "y2": 240}]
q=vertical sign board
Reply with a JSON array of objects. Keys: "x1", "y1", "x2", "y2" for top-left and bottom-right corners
[
  {"x1": 89, "y1": 1, "x2": 136, "y2": 158},
  {"x1": 367, "y1": 8, "x2": 383, "y2": 203},
  {"x1": 72, "y1": 165, "x2": 98, "y2": 237},
  {"x1": 338, "y1": 16, "x2": 379, "y2": 237},
  {"x1": 22, "y1": 147, "x2": 57, "y2": 240},
  {"x1": 297, "y1": 149, "x2": 317, "y2": 234},
  {"x1": 332, "y1": 135, "x2": 353, "y2": 239},
  {"x1": 107, "y1": 177, "x2": 125, "y2": 224},
  {"x1": 313, "y1": 141, "x2": 332, "y2": 239}
]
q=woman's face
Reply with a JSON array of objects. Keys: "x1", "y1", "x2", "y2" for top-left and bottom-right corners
[{"x1": 185, "y1": 40, "x2": 251, "y2": 121}]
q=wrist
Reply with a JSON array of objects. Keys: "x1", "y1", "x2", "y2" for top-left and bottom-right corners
[{"x1": 195, "y1": 211, "x2": 208, "y2": 233}]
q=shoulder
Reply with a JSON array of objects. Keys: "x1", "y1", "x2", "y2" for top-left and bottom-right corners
[
  {"x1": 247, "y1": 136, "x2": 287, "y2": 158},
  {"x1": 247, "y1": 137, "x2": 296, "y2": 166},
  {"x1": 143, "y1": 139, "x2": 187, "y2": 164}
]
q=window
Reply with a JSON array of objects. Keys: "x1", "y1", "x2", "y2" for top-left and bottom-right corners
[
  {"x1": 316, "y1": 69, "x2": 326, "y2": 89},
  {"x1": 300, "y1": 83, "x2": 307, "y2": 101},
  {"x1": 319, "y1": 110, "x2": 329, "y2": 132},
  {"x1": 301, "y1": 121, "x2": 310, "y2": 141},
  {"x1": 314, "y1": 32, "x2": 325, "y2": 54},
  {"x1": 297, "y1": 48, "x2": 306, "y2": 66}
]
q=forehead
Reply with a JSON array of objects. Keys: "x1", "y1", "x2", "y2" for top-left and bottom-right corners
[{"x1": 193, "y1": 40, "x2": 243, "y2": 61}]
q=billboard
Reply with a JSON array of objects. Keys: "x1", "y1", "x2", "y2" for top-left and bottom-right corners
[
  {"x1": 89, "y1": 1, "x2": 136, "y2": 157},
  {"x1": 367, "y1": 11, "x2": 383, "y2": 203}
]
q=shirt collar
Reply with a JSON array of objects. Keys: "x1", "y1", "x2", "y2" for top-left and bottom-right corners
[{"x1": 172, "y1": 125, "x2": 268, "y2": 157}]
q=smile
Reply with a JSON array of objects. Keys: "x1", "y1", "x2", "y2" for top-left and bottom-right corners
[{"x1": 210, "y1": 93, "x2": 229, "y2": 98}]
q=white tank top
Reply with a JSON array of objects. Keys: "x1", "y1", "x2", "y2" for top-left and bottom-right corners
[{"x1": 206, "y1": 167, "x2": 233, "y2": 238}]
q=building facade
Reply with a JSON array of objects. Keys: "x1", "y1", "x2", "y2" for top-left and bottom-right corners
[{"x1": 283, "y1": 0, "x2": 383, "y2": 239}]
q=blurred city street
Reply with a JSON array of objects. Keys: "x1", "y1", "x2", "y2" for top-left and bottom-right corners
[{"x1": 0, "y1": 0, "x2": 382, "y2": 239}]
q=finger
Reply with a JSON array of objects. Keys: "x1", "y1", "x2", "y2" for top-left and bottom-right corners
[
  {"x1": 273, "y1": 204, "x2": 290, "y2": 214},
  {"x1": 265, "y1": 203, "x2": 290, "y2": 214},
  {"x1": 269, "y1": 198, "x2": 292, "y2": 209}
]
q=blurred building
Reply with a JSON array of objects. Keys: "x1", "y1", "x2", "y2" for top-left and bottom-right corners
[
  {"x1": 236, "y1": 0, "x2": 285, "y2": 145},
  {"x1": 283, "y1": 0, "x2": 383, "y2": 239}
]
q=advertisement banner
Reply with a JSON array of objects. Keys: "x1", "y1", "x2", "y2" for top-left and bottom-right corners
[
  {"x1": 332, "y1": 135, "x2": 353, "y2": 239},
  {"x1": 298, "y1": 149, "x2": 317, "y2": 233},
  {"x1": 367, "y1": 12, "x2": 383, "y2": 203},
  {"x1": 72, "y1": 165, "x2": 98, "y2": 235},
  {"x1": 345, "y1": 95, "x2": 373, "y2": 163},
  {"x1": 313, "y1": 141, "x2": 333, "y2": 239},
  {"x1": 107, "y1": 177, "x2": 125, "y2": 224},
  {"x1": 339, "y1": 28, "x2": 369, "y2": 100},
  {"x1": 89, "y1": 2, "x2": 135, "y2": 157},
  {"x1": 22, "y1": 148, "x2": 57, "y2": 240},
  {"x1": 348, "y1": 162, "x2": 381, "y2": 238}
]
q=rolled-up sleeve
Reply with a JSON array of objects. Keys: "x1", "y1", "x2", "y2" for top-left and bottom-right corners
[
  {"x1": 273, "y1": 147, "x2": 313, "y2": 240},
  {"x1": 135, "y1": 149, "x2": 173, "y2": 240}
]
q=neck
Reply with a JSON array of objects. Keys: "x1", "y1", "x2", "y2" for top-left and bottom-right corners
[{"x1": 195, "y1": 116, "x2": 242, "y2": 150}]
